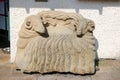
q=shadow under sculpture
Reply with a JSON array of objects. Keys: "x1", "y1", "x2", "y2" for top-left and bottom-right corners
[{"x1": 15, "y1": 11, "x2": 96, "y2": 74}]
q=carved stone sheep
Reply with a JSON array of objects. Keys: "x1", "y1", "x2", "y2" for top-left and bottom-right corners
[{"x1": 15, "y1": 11, "x2": 96, "y2": 74}]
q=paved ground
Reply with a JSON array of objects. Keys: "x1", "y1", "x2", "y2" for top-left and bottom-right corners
[{"x1": 0, "y1": 49, "x2": 120, "y2": 80}]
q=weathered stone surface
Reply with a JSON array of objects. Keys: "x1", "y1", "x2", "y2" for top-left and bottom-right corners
[
  {"x1": 15, "y1": 11, "x2": 96, "y2": 74},
  {"x1": 1, "y1": 52, "x2": 120, "y2": 80}
]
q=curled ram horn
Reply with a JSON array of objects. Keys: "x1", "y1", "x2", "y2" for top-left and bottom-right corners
[{"x1": 87, "y1": 19, "x2": 95, "y2": 32}]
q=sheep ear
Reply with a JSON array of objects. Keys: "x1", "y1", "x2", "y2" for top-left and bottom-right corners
[{"x1": 25, "y1": 17, "x2": 32, "y2": 30}]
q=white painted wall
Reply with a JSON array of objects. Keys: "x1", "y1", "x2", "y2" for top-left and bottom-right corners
[{"x1": 10, "y1": 0, "x2": 120, "y2": 63}]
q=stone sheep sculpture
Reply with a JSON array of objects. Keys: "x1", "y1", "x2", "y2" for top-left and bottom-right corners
[{"x1": 15, "y1": 11, "x2": 96, "y2": 74}]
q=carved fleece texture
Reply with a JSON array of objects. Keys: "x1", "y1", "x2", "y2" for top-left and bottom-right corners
[{"x1": 15, "y1": 11, "x2": 96, "y2": 74}]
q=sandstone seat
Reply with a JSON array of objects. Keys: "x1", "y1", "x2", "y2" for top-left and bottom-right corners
[{"x1": 15, "y1": 11, "x2": 96, "y2": 74}]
